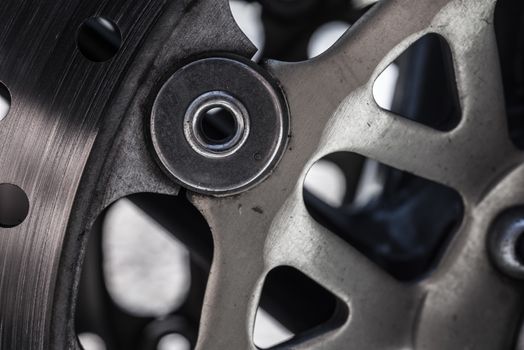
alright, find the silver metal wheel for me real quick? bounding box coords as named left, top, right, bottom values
left=0, top=0, right=522, bottom=349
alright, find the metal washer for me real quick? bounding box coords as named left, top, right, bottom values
left=183, top=91, right=250, bottom=158
left=150, top=56, right=288, bottom=195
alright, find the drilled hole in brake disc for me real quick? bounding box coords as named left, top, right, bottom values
left=77, top=17, right=122, bottom=62
left=0, top=184, right=29, bottom=229
left=515, top=232, right=524, bottom=266
left=0, top=82, right=11, bottom=122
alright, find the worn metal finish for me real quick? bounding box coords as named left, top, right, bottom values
left=191, top=1, right=524, bottom=349
left=0, top=0, right=172, bottom=349
left=0, top=0, right=255, bottom=349
left=0, top=0, right=523, bottom=349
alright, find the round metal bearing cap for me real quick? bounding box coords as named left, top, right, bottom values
left=150, top=57, right=288, bottom=195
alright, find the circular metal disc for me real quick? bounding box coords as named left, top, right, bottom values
left=150, top=56, right=289, bottom=195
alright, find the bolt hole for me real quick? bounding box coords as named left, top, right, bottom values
left=0, top=82, right=11, bottom=122
left=515, top=232, right=524, bottom=265
left=199, top=106, right=238, bottom=145
left=0, top=184, right=29, bottom=229
left=77, top=17, right=122, bottom=62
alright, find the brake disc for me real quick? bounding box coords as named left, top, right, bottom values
left=0, top=0, right=522, bottom=349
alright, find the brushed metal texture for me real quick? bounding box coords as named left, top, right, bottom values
left=0, top=0, right=168, bottom=348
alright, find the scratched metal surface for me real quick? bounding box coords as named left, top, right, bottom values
left=191, top=1, right=524, bottom=349
left=0, top=0, right=170, bottom=348
left=0, top=0, right=256, bottom=347
left=49, top=1, right=254, bottom=349
left=1, top=0, right=523, bottom=349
